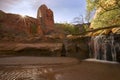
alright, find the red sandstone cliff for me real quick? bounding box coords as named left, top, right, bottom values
left=0, top=10, right=43, bottom=36
left=0, top=4, right=57, bottom=42
left=37, top=4, right=54, bottom=34
left=0, top=4, right=55, bottom=37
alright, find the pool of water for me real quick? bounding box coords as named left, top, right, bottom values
left=0, top=57, right=78, bottom=80
left=0, top=57, right=120, bottom=80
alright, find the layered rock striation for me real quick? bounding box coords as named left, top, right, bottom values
left=37, top=4, right=54, bottom=34
left=0, top=4, right=55, bottom=40
left=0, top=10, right=43, bottom=38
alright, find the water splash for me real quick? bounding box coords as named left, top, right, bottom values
left=89, top=34, right=120, bottom=62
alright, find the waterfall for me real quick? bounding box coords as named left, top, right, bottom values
left=89, top=34, right=120, bottom=62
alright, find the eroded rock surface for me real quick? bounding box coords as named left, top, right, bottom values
left=37, top=4, right=54, bottom=34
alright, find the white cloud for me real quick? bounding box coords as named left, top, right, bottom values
left=0, top=0, right=21, bottom=10
left=0, top=0, right=86, bottom=23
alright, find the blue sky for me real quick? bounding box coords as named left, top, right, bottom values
left=0, top=0, right=87, bottom=23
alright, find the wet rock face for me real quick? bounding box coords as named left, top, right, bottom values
left=89, top=34, right=120, bottom=62
left=62, top=37, right=89, bottom=59
left=37, top=4, right=54, bottom=34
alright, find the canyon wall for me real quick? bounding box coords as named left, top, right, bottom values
left=0, top=4, right=55, bottom=39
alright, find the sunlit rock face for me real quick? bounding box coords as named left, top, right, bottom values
left=37, top=4, right=54, bottom=34
left=0, top=10, right=43, bottom=36
left=0, top=4, right=55, bottom=41
left=90, top=0, right=120, bottom=29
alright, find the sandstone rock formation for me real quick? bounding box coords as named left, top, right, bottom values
left=37, top=4, right=54, bottom=34
left=0, top=43, right=63, bottom=56
left=0, top=10, right=43, bottom=36
left=0, top=4, right=56, bottom=42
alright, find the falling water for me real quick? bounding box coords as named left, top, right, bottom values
left=89, top=34, right=120, bottom=62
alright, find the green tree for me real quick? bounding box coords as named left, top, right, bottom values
left=86, top=0, right=120, bottom=29
left=55, top=23, right=80, bottom=34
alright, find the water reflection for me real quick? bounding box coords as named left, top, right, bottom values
left=55, top=74, right=63, bottom=80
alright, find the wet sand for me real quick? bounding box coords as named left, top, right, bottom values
left=0, top=57, right=79, bottom=65
left=0, top=57, right=120, bottom=80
